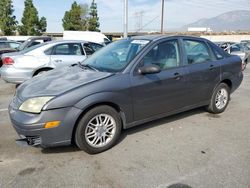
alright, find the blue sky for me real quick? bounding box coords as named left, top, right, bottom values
left=12, top=0, right=250, bottom=33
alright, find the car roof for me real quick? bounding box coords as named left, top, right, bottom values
left=45, top=40, right=100, bottom=45
left=27, top=36, right=52, bottom=40
left=131, top=35, right=209, bottom=42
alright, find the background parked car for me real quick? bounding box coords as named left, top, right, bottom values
left=0, top=40, right=103, bottom=84
left=0, top=39, right=21, bottom=67
left=0, top=36, right=52, bottom=68
left=3, top=36, right=52, bottom=53
left=214, top=41, right=250, bottom=70
left=63, top=31, right=111, bottom=45
left=0, top=39, right=21, bottom=50
left=241, top=40, right=250, bottom=48
left=225, top=43, right=250, bottom=70
left=214, top=41, right=235, bottom=51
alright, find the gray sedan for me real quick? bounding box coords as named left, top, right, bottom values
left=0, top=40, right=103, bottom=84
left=9, top=35, right=243, bottom=154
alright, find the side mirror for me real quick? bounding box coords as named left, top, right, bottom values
left=138, top=64, right=161, bottom=75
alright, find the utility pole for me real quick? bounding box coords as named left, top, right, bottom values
left=124, top=0, right=128, bottom=38
left=161, top=0, right=165, bottom=34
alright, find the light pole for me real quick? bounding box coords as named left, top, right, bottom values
left=124, top=0, right=128, bottom=38
left=161, top=0, right=165, bottom=34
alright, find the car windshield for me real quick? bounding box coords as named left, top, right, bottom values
left=17, top=39, right=31, bottom=51
left=230, top=44, right=245, bottom=52
left=81, top=38, right=150, bottom=73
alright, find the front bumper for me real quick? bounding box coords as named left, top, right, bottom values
left=0, top=66, right=34, bottom=84
left=9, top=106, right=83, bottom=148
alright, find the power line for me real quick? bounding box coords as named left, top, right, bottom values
left=134, top=11, right=144, bottom=31
left=136, top=16, right=159, bottom=32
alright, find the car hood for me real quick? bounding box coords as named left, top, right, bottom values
left=17, top=66, right=114, bottom=101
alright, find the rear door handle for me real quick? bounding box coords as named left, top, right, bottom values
left=209, top=65, right=215, bottom=70
left=173, top=72, right=181, bottom=80
left=54, top=59, right=62, bottom=63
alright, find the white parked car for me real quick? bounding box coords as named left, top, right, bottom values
left=63, top=31, right=111, bottom=45
left=0, top=40, right=103, bottom=84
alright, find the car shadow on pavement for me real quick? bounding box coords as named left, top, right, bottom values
left=41, top=145, right=80, bottom=154
left=40, top=107, right=205, bottom=154
left=117, top=107, right=205, bottom=145
left=167, top=183, right=193, bottom=188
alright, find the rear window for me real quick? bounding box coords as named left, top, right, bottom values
left=184, top=40, right=212, bottom=64
left=209, top=43, right=224, bottom=60
left=210, top=42, right=230, bottom=59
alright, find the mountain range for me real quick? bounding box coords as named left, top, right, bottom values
left=182, top=10, right=250, bottom=32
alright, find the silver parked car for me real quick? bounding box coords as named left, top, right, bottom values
left=226, top=43, right=250, bottom=70
left=0, top=40, right=103, bottom=84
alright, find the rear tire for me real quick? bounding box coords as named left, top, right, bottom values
left=75, top=105, right=122, bottom=154
left=206, top=83, right=230, bottom=114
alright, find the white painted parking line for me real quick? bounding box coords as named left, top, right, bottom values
left=0, top=109, right=8, bottom=112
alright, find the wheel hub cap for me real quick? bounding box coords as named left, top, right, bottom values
left=215, top=88, right=228, bottom=110
left=85, top=114, right=116, bottom=148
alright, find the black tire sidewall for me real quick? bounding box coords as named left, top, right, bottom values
left=75, top=105, right=122, bottom=154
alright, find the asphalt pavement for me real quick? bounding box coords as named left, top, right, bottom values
left=0, top=69, right=249, bottom=188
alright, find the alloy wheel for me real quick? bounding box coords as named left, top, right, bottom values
left=85, top=114, right=116, bottom=148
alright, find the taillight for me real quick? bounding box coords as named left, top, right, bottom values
left=3, top=57, right=14, bottom=65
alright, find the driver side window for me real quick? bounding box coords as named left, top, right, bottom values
left=142, top=40, right=180, bottom=70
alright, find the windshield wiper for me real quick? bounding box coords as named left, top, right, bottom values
left=78, top=62, right=98, bottom=71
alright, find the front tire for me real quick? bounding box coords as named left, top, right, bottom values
left=206, top=83, right=230, bottom=114
left=75, top=105, right=122, bottom=154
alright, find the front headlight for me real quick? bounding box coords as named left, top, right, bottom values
left=19, top=97, right=54, bottom=113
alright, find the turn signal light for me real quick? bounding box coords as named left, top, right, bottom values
left=44, top=121, right=60, bottom=129
left=3, top=57, right=14, bottom=65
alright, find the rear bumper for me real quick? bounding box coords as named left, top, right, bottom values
left=0, top=66, right=33, bottom=84
left=9, top=106, right=83, bottom=148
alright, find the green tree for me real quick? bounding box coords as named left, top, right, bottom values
left=0, top=0, right=18, bottom=35
left=88, top=0, right=100, bottom=31
left=62, top=1, right=88, bottom=31
left=38, top=16, right=47, bottom=33
left=18, top=0, right=47, bottom=35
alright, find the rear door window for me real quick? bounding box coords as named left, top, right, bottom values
left=184, top=40, right=212, bottom=64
